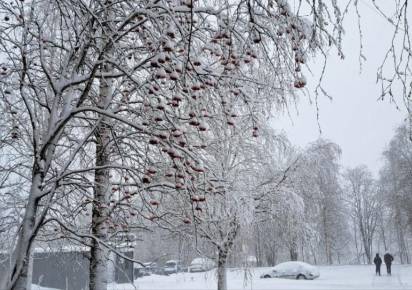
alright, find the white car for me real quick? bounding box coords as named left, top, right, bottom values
left=163, top=260, right=182, bottom=274
left=188, top=257, right=215, bottom=272
left=260, top=261, right=320, bottom=280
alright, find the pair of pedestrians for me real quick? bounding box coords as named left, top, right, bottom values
left=373, top=253, right=394, bottom=276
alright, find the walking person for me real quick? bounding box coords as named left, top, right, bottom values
left=384, top=253, right=394, bottom=275
left=373, top=253, right=382, bottom=276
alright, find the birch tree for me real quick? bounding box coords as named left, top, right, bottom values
left=295, top=139, right=348, bottom=264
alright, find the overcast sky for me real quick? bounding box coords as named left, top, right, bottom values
left=271, top=1, right=407, bottom=176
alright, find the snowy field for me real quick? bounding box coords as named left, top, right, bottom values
left=33, top=264, right=412, bottom=290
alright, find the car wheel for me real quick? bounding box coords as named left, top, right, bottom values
left=296, top=274, right=306, bottom=280
left=263, top=275, right=271, bottom=278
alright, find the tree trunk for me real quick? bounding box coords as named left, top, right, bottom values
left=322, top=207, right=332, bottom=264
left=327, top=248, right=333, bottom=265
left=1, top=172, right=42, bottom=290
left=289, top=245, right=298, bottom=261
left=301, top=242, right=305, bottom=262
left=255, top=228, right=261, bottom=267
left=310, top=243, right=317, bottom=265
left=217, top=250, right=227, bottom=290
left=353, top=219, right=361, bottom=264
left=395, top=209, right=410, bottom=264
left=217, top=220, right=239, bottom=290
left=359, top=221, right=372, bottom=264
left=89, top=62, right=114, bottom=290
left=10, top=203, right=36, bottom=290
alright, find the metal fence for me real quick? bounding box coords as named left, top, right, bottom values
left=0, top=249, right=134, bottom=290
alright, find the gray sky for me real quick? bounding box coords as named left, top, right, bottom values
left=271, top=1, right=407, bottom=176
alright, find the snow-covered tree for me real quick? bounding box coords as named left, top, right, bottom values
left=294, top=139, right=349, bottom=264
left=0, top=0, right=349, bottom=289
left=379, top=125, right=412, bottom=263
left=2, top=0, right=410, bottom=289
left=344, top=166, right=380, bottom=264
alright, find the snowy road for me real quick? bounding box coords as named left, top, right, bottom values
left=33, top=265, right=412, bottom=290
left=117, top=265, right=412, bottom=290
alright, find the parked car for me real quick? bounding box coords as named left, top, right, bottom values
left=163, top=260, right=182, bottom=274
left=150, top=263, right=168, bottom=275
left=260, top=261, right=320, bottom=280
left=133, top=263, right=144, bottom=278
left=137, top=262, right=158, bottom=276
left=188, top=257, right=215, bottom=272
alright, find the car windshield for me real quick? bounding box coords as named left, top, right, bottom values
left=165, top=262, right=176, bottom=267
left=191, top=258, right=207, bottom=265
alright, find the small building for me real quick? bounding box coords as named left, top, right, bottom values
left=0, top=245, right=135, bottom=290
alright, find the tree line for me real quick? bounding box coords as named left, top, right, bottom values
left=137, top=130, right=412, bottom=271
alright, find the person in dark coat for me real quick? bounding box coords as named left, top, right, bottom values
left=384, top=253, right=394, bottom=275
left=373, top=253, right=382, bottom=276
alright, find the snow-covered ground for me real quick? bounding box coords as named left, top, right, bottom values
left=33, top=264, right=412, bottom=290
